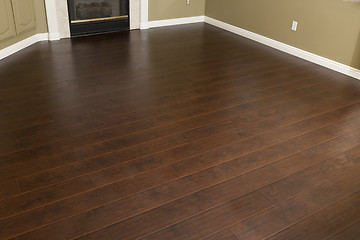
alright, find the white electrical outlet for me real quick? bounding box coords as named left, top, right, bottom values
left=292, top=21, right=298, bottom=31
left=187, top=0, right=190, bottom=5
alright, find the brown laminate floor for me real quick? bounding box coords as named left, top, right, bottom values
left=1, top=23, right=360, bottom=240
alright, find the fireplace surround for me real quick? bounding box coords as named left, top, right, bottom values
left=44, top=0, right=146, bottom=39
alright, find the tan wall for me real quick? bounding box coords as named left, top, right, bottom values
left=205, top=0, right=360, bottom=69
left=149, top=0, right=206, bottom=21
left=0, top=0, right=48, bottom=50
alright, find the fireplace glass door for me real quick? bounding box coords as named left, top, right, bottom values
left=68, top=0, right=129, bottom=36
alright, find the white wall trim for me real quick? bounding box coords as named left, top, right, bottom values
left=4, top=13, right=359, bottom=81
left=148, top=16, right=205, bottom=28
left=48, top=32, right=61, bottom=41
left=44, top=0, right=60, bottom=41
left=205, top=16, right=360, bottom=80
left=140, top=0, right=149, bottom=29
left=0, top=33, right=49, bottom=60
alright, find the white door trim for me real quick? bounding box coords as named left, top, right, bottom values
left=140, top=0, right=149, bottom=29
left=44, top=0, right=60, bottom=40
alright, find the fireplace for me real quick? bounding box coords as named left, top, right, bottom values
left=67, top=0, right=129, bottom=36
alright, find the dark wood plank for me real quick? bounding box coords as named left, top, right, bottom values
left=74, top=229, right=113, bottom=240
left=0, top=167, right=177, bottom=239
left=327, top=220, right=360, bottom=240
left=0, top=62, right=309, bottom=129
left=0, top=180, right=19, bottom=199
left=262, top=140, right=360, bottom=240
left=0, top=74, right=333, bottom=174
left=203, top=230, right=238, bottom=240
left=8, top=83, right=360, bottom=195
left=267, top=191, right=360, bottom=240
left=229, top=181, right=341, bottom=240
left=229, top=141, right=360, bottom=239
left=0, top=139, right=19, bottom=157
left=0, top=113, right=345, bottom=222
left=138, top=191, right=271, bottom=240
left=258, top=142, right=360, bottom=204
left=3, top=122, right=345, bottom=238
left=0, top=176, right=95, bottom=218
left=0, top=81, right=343, bottom=193
left=0, top=23, right=360, bottom=240
left=12, top=166, right=280, bottom=240
left=1, top=98, right=353, bottom=218
left=101, top=121, right=360, bottom=239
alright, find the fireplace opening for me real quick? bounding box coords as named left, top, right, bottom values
left=67, top=0, right=129, bottom=37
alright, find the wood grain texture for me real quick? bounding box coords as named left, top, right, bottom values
left=204, top=230, right=238, bottom=240
left=1, top=23, right=360, bottom=239
left=327, top=220, right=360, bottom=240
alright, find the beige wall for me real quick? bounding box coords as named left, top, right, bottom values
left=149, top=0, right=206, bottom=21
left=205, top=0, right=360, bottom=69
left=0, top=0, right=48, bottom=50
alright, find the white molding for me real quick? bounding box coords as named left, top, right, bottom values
left=130, top=0, right=140, bottom=30
left=0, top=33, right=49, bottom=60
left=44, top=0, right=60, bottom=41
left=55, top=1, right=71, bottom=38
left=48, top=32, right=61, bottom=41
left=148, top=16, right=205, bottom=28
left=140, top=0, right=149, bottom=29
left=205, top=16, right=360, bottom=80
left=140, top=22, right=149, bottom=30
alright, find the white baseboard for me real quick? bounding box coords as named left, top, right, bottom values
left=205, top=16, right=360, bottom=80
left=148, top=16, right=205, bottom=28
left=3, top=17, right=360, bottom=81
left=0, top=33, right=49, bottom=61
left=48, top=32, right=61, bottom=41
left=140, top=22, right=149, bottom=30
